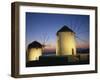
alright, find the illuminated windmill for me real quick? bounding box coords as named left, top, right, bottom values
left=56, top=25, right=76, bottom=56
left=27, top=41, right=42, bottom=61
left=27, top=33, right=49, bottom=62
left=56, top=14, right=90, bottom=56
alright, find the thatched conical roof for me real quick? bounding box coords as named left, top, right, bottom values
left=28, top=41, right=42, bottom=49
left=57, top=25, right=74, bottom=35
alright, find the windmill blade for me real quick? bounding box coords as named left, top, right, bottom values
left=43, top=36, right=49, bottom=47
left=69, top=19, right=73, bottom=30
left=74, top=19, right=83, bottom=33
left=44, top=36, right=49, bottom=44
left=77, top=30, right=89, bottom=35
left=76, top=36, right=89, bottom=50
left=41, top=32, right=49, bottom=47
left=75, top=36, right=88, bottom=43
left=76, top=38, right=82, bottom=48
left=71, top=16, right=80, bottom=32
left=43, top=44, right=52, bottom=47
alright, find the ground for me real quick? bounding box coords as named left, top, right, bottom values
left=26, top=53, right=89, bottom=67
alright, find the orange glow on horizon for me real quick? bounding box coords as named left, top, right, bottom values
left=43, top=42, right=89, bottom=53
left=76, top=43, right=89, bottom=49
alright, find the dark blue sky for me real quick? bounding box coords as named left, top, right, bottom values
left=26, top=12, right=89, bottom=51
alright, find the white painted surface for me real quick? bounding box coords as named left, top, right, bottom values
left=28, top=48, right=42, bottom=61
left=56, top=32, right=76, bottom=55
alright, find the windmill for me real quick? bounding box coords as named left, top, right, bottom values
left=56, top=25, right=76, bottom=56
left=56, top=16, right=89, bottom=62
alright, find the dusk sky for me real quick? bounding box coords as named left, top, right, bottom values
left=26, top=12, right=89, bottom=52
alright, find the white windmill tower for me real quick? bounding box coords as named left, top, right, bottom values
left=56, top=25, right=76, bottom=56
left=27, top=41, right=43, bottom=61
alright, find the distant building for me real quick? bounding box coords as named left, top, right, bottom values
left=27, top=41, right=42, bottom=61
left=56, top=25, right=76, bottom=56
